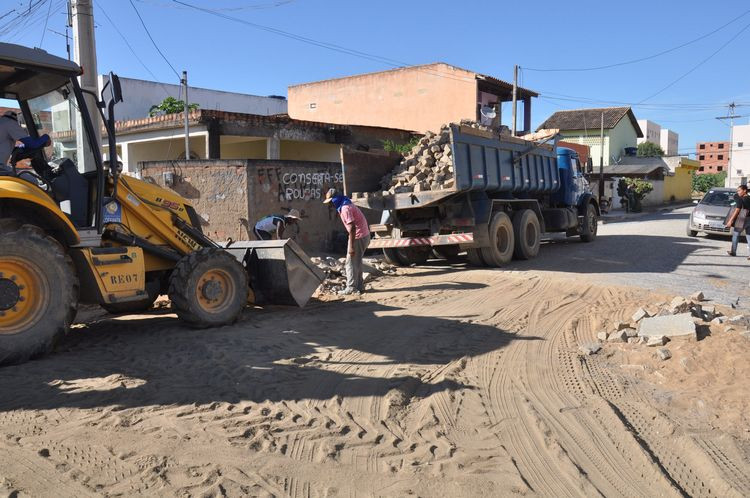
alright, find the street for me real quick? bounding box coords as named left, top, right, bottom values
left=1, top=212, right=749, bottom=497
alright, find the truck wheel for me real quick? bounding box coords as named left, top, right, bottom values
left=383, top=248, right=405, bottom=267
left=512, top=210, right=541, bottom=260
left=168, top=248, right=249, bottom=328
left=396, top=247, right=429, bottom=266
left=0, top=224, right=78, bottom=365
left=481, top=212, right=515, bottom=267
left=579, top=203, right=598, bottom=242
left=466, top=248, right=486, bottom=267
left=432, top=245, right=461, bottom=261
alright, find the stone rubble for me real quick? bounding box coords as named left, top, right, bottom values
left=631, top=307, right=650, bottom=323
left=311, top=256, right=397, bottom=294
left=656, top=348, right=672, bottom=361
left=579, top=342, right=602, bottom=355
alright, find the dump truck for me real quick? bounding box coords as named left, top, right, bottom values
left=0, top=43, right=323, bottom=365
left=350, top=124, right=599, bottom=266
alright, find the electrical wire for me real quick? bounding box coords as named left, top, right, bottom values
left=128, top=0, right=181, bottom=80
left=523, top=8, right=750, bottom=72
left=38, top=0, right=53, bottom=47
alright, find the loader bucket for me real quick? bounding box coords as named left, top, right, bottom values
left=221, top=239, right=325, bottom=307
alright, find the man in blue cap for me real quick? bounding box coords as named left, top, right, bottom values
left=324, top=188, right=370, bottom=295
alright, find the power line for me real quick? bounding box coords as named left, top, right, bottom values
left=637, top=20, right=750, bottom=104
left=98, top=2, right=174, bottom=96
left=38, top=0, right=54, bottom=47
left=523, top=8, right=750, bottom=72
left=128, top=0, right=181, bottom=80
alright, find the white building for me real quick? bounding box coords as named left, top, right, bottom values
left=660, top=128, right=678, bottom=156
left=636, top=119, right=679, bottom=156
left=97, top=75, right=287, bottom=121
left=727, top=123, right=750, bottom=187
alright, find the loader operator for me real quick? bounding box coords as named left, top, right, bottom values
left=0, top=110, right=27, bottom=174
left=253, top=209, right=301, bottom=240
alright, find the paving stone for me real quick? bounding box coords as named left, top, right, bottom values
left=638, top=313, right=697, bottom=341
left=669, top=296, right=690, bottom=314
left=627, top=337, right=639, bottom=344
left=631, top=307, right=649, bottom=323
left=607, top=330, right=628, bottom=343
left=579, top=343, right=601, bottom=355
left=596, top=331, right=608, bottom=342
left=690, top=291, right=705, bottom=302
left=624, top=328, right=638, bottom=338
left=614, top=321, right=631, bottom=331
left=646, top=336, right=668, bottom=347
left=656, top=348, right=672, bottom=361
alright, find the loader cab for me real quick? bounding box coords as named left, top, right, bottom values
left=0, top=42, right=108, bottom=233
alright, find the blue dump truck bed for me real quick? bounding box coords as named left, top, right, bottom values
left=352, top=125, right=560, bottom=212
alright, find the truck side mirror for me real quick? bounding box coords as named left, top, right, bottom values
left=586, top=158, right=593, bottom=174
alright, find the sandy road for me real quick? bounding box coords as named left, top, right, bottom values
left=0, top=266, right=748, bottom=497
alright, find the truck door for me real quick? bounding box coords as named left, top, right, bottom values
left=570, top=156, right=588, bottom=206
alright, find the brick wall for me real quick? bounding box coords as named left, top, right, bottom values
left=140, top=159, right=347, bottom=252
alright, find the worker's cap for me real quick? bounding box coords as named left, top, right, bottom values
left=322, top=188, right=337, bottom=204
left=3, top=110, right=18, bottom=120
left=286, top=208, right=301, bottom=219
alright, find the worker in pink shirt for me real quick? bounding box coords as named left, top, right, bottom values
left=324, top=188, right=371, bottom=295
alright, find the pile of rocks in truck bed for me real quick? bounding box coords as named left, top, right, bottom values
left=311, top=256, right=397, bottom=294
left=579, top=291, right=750, bottom=360
left=362, top=120, right=499, bottom=196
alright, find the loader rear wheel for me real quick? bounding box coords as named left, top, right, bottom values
left=168, top=248, right=248, bottom=328
left=0, top=224, right=78, bottom=365
left=512, top=209, right=541, bottom=260
left=481, top=212, right=515, bottom=267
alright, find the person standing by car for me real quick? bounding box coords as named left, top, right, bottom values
left=725, top=184, right=750, bottom=257
left=253, top=209, right=301, bottom=240
left=323, top=188, right=370, bottom=295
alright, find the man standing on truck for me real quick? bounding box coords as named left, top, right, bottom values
left=253, top=209, right=301, bottom=240
left=324, top=188, right=370, bottom=295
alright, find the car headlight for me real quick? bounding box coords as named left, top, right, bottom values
left=692, top=211, right=706, bottom=222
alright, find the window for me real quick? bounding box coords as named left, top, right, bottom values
left=718, top=155, right=724, bottom=160
left=308, top=103, right=317, bottom=109
left=739, top=142, right=744, bottom=148
left=699, top=144, right=705, bottom=149
left=719, top=143, right=725, bottom=149
left=699, top=166, right=705, bottom=171
left=710, top=154, right=714, bottom=158
left=699, top=155, right=705, bottom=160
left=718, top=166, right=723, bottom=172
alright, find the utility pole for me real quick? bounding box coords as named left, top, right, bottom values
left=71, top=0, right=101, bottom=173
left=599, top=113, right=604, bottom=201
left=716, top=103, right=747, bottom=187
left=511, top=65, right=518, bottom=136
left=182, top=70, right=189, bottom=160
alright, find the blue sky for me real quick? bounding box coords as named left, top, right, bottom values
left=4, top=0, right=749, bottom=155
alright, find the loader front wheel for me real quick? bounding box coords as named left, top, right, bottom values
left=0, top=224, right=78, bottom=365
left=168, top=248, right=248, bottom=328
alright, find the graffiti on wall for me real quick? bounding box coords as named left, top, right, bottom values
left=256, top=167, right=343, bottom=202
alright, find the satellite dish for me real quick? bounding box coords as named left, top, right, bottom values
left=480, top=105, right=497, bottom=119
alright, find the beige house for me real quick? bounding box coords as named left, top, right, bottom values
left=538, top=107, right=643, bottom=166
left=288, top=63, right=538, bottom=134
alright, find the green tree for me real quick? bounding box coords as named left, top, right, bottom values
left=692, top=171, right=726, bottom=193
left=381, top=137, right=420, bottom=155
left=148, top=96, right=199, bottom=117
left=637, top=141, right=665, bottom=157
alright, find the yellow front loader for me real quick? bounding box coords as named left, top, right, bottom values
left=0, top=43, right=322, bottom=365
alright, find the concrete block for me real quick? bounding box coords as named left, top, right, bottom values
left=615, top=321, right=631, bottom=331
left=631, top=307, right=649, bottom=323
left=608, top=330, right=628, bottom=343
left=579, top=343, right=601, bottom=355
left=627, top=337, right=639, bottom=344
left=656, top=348, right=672, bottom=361
left=690, top=291, right=705, bottom=302
left=624, top=328, right=638, bottom=338
left=638, top=313, right=697, bottom=341
left=596, top=331, right=608, bottom=342
left=646, top=336, right=668, bottom=347
left=669, top=296, right=690, bottom=314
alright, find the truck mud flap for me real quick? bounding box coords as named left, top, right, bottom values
left=221, top=239, right=324, bottom=307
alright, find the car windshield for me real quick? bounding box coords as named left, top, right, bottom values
left=700, top=190, right=734, bottom=206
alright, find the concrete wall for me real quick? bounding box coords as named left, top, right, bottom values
left=727, top=124, right=750, bottom=187
left=608, top=118, right=638, bottom=164
left=663, top=168, right=692, bottom=202
left=660, top=129, right=678, bottom=156
left=140, top=159, right=347, bottom=252
left=219, top=136, right=267, bottom=159
left=288, top=63, right=478, bottom=133
left=280, top=140, right=341, bottom=162
left=99, top=75, right=287, bottom=121
left=641, top=179, right=665, bottom=207
left=559, top=131, right=611, bottom=166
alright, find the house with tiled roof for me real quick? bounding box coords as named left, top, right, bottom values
left=537, top=107, right=643, bottom=166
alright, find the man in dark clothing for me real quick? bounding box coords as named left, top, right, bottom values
left=0, top=110, right=26, bottom=174
left=725, top=184, right=750, bottom=257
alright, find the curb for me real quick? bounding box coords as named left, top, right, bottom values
left=601, top=203, right=693, bottom=224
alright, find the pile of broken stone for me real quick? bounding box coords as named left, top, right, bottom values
left=579, top=291, right=749, bottom=360
left=311, top=256, right=397, bottom=294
